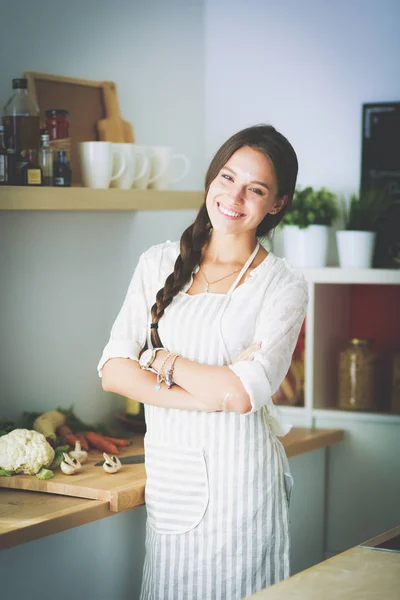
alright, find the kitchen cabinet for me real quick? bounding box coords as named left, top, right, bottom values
left=282, top=267, right=400, bottom=556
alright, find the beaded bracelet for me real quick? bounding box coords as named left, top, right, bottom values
left=155, top=351, right=173, bottom=390
left=165, top=353, right=180, bottom=389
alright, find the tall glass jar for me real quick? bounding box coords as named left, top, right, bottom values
left=338, top=339, right=377, bottom=410
left=44, top=109, right=71, bottom=163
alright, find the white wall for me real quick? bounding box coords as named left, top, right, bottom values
left=204, top=0, right=400, bottom=260
left=205, top=0, right=400, bottom=192
left=0, top=0, right=206, bottom=190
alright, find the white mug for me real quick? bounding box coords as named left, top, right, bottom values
left=147, top=146, right=190, bottom=190
left=79, top=142, right=126, bottom=189
left=110, top=144, right=149, bottom=190
left=131, top=146, right=154, bottom=190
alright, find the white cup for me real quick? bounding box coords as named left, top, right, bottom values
left=131, top=146, right=154, bottom=190
left=79, top=142, right=126, bottom=189
left=110, top=144, right=149, bottom=190
left=147, top=146, right=190, bottom=190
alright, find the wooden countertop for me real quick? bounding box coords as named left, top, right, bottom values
left=248, top=526, right=400, bottom=600
left=0, top=427, right=343, bottom=551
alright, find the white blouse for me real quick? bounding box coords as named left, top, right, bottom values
left=97, top=240, right=308, bottom=437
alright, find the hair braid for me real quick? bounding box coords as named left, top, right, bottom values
left=150, top=204, right=211, bottom=347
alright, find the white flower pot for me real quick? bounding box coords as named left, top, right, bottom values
left=336, top=230, right=376, bottom=268
left=283, top=225, right=329, bottom=268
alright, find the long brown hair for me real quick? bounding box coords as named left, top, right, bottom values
left=150, top=124, right=298, bottom=347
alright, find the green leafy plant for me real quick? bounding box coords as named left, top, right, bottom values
left=341, top=188, right=395, bottom=232
left=281, top=187, right=338, bottom=229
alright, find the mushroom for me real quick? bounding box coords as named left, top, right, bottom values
left=60, top=452, right=82, bottom=475
left=102, top=453, right=122, bottom=474
left=68, top=440, right=88, bottom=464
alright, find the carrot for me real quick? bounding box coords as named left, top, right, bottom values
left=57, top=424, right=80, bottom=447
left=102, top=436, right=132, bottom=447
left=85, top=432, right=119, bottom=454
left=75, top=433, right=89, bottom=452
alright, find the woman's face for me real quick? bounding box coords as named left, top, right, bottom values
left=206, top=146, right=286, bottom=236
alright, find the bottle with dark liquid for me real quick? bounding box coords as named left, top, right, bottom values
left=21, top=149, right=42, bottom=186
left=53, top=150, right=72, bottom=186
left=2, top=78, right=40, bottom=185
left=0, top=125, right=9, bottom=185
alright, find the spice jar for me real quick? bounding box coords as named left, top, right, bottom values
left=44, top=109, right=71, bottom=162
left=338, top=339, right=377, bottom=410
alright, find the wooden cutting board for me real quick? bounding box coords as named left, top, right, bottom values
left=0, top=440, right=145, bottom=513
left=97, top=117, right=135, bottom=143
left=96, top=80, right=135, bottom=143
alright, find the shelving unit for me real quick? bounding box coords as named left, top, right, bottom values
left=0, top=186, right=204, bottom=211
left=280, top=267, right=400, bottom=426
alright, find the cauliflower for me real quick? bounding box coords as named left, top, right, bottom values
left=0, top=429, right=55, bottom=475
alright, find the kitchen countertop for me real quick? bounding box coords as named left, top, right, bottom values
left=0, top=427, right=343, bottom=550
left=247, top=526, right=400, bottom=600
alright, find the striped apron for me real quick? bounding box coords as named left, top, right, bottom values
left=140, top=246, right=291, bottom=600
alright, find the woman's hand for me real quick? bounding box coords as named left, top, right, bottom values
left=233, top=342, right=262, bottom=363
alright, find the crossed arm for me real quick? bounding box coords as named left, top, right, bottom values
left=101, top=343, right=260, bottom=414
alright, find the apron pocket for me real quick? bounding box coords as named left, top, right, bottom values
left=144, top=438, right=209, bottom=535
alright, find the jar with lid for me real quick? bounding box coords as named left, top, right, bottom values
left=338, top=338, right=377, bottom=410
left=44, top=109, right=71, bottom=163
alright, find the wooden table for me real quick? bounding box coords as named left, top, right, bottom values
left=0, top=427, right=344, bottom=550
left=247, top=526, right=400, bottom=600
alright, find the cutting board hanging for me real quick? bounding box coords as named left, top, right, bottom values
left=97, top=81, right=135, bottom=143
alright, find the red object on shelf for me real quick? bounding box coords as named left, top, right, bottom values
left=349, top=285, right=400, bottom=410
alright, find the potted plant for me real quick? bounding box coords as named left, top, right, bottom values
left=281, top=186, right=338, bottom=268
left=336, top=188, right=394, bottom=268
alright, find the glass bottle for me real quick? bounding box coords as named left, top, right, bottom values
left=39, top=132, right=53, bottom=186
left=21, top=149, right=43, bottom=186
left=2, top=78, right=40, bottom=185
left=0, top=125, right=9, bottom=185
left=338, top=338, right=377, bottom=410
left=53, top=150, right=72, bottom=187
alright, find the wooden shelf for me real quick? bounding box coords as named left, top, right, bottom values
left=303, top=267, right=400, bottom=285
left=0, top=186, right=204, bottom=211
left=312, top=408, right=400, bottom=425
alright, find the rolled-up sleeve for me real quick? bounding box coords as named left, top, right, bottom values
left=97, top=252, right=150, bottom=377
left=229, top=280, right=308, bottom=436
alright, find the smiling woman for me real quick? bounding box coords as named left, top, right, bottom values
left=98, top=124, right=308, bottom=600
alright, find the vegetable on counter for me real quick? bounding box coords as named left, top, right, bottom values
left=102, top=453, right=122, bottom=474
left=56, top=424, right=80, bottom=447
left=60, top=453, right=81, bottom=475
left=0, top=468, right=13, bottom=477
left=36, top=467, right=54, bottom=480
left=102, top=436, right=132, bottom=448
left=0, top=429, right=55, bottom=475
left=33, top=410, right=66, bottom=441
left=85, top=432, right=119, bottom=454
left=68, top=440, right=88, bottom=464
left=75, top=433, right=89, bottom=452
left=49, top=445, right=70, bottom=470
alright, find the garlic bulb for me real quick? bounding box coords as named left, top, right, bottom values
left=102, top=453, right=122, bottom=474
left=60, top=452, right=82, bottom=475
left=68, top=440, right=88, bottom=464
